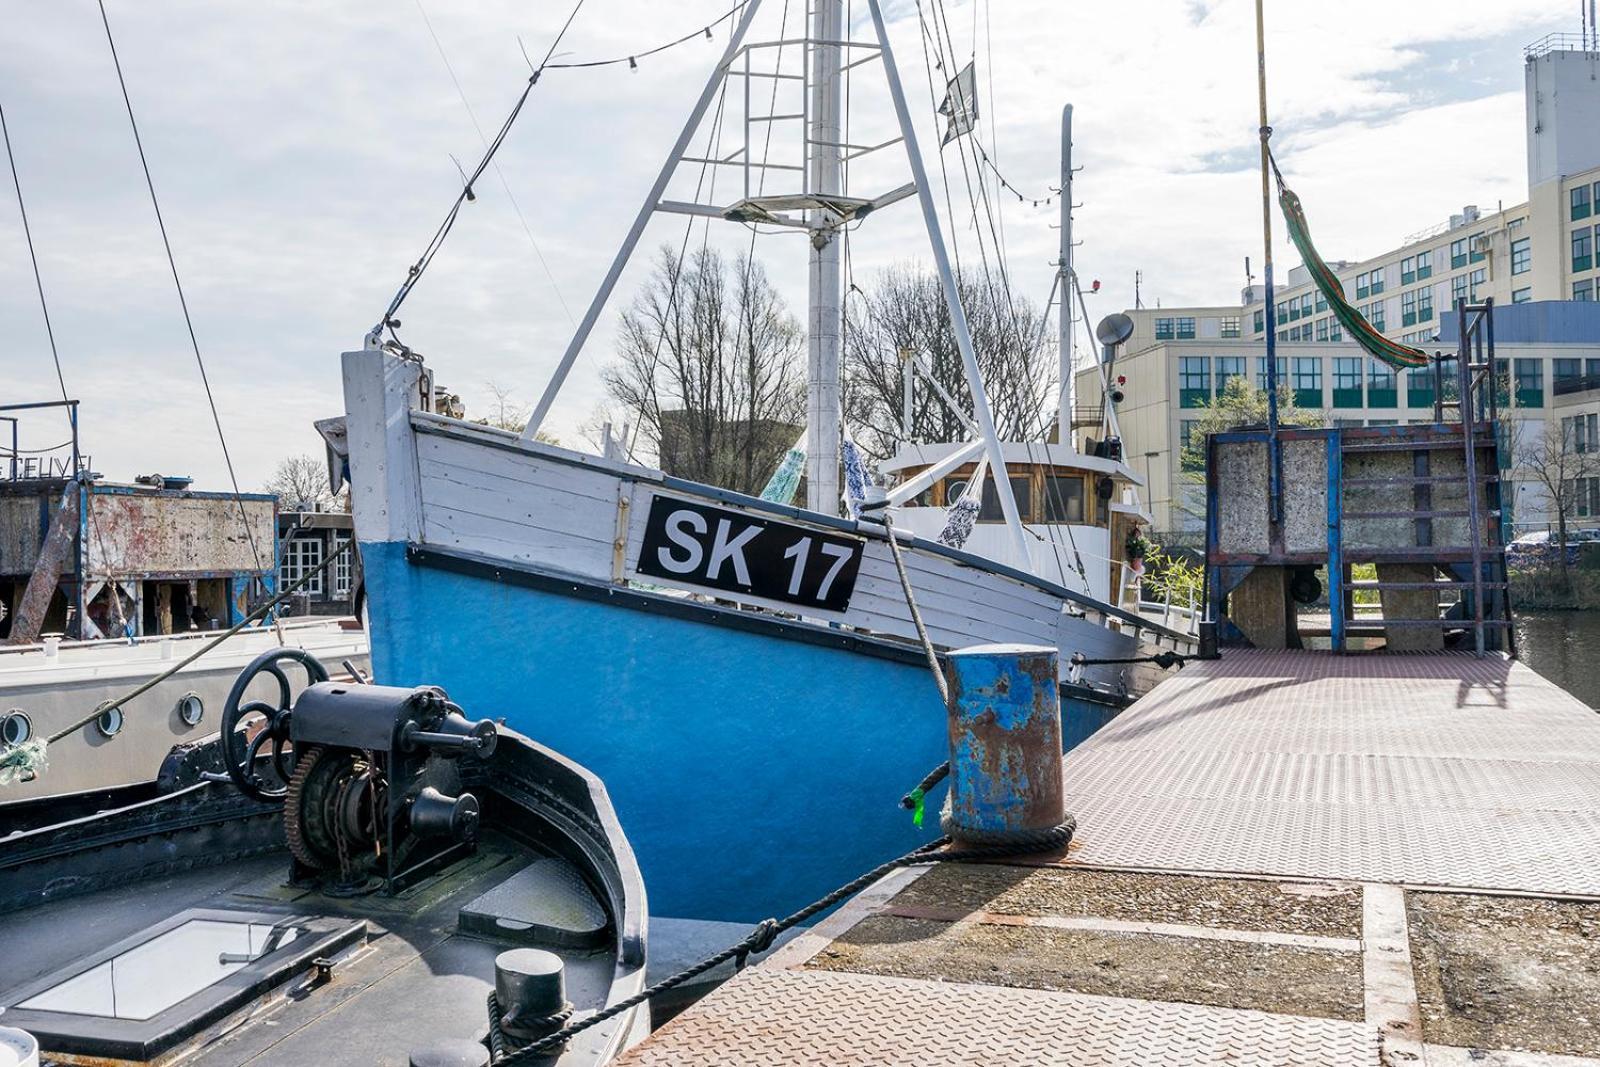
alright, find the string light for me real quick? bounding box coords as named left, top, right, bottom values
left=545, top=0, right=745, bottom=70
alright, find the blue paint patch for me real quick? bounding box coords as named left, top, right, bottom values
left=361, top=541, right=1122, bottom=922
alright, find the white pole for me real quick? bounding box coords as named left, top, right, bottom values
left=1056, top=104, right=1075, bottom=450
left=522, top=0, right=768, bottom=440
left=864, top=0, right=1031, bottom=563
left=900, top=347, right=915, bottom=444
left=805, top=0, right=845, bottom=513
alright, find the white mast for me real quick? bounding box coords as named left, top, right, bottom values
left=1055, top=103, right=1075, bottom=450
left=806, top=0, right=845, bottom=514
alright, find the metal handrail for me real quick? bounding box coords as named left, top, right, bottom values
left=1553, top=373, right=1600, bottom=397
left=1525, top=32, right=1599, bottom=59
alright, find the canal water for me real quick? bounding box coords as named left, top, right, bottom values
left=1514, top=610, right=1600, bottom=709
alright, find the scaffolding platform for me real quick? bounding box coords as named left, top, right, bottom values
left=617, top=650, right=1600, bottom=1065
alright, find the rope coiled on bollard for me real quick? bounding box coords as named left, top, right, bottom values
left=488, top=822, right=1076, bottom=1063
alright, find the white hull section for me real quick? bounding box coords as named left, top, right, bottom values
left=0, top=619, right=369, bottom=801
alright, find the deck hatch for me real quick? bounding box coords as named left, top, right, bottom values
left=1, top=907, right=365, bottom=1061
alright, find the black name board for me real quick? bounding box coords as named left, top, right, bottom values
left=635, top=495, right=864, bottom=613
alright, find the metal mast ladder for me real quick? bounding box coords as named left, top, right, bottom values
left=1332, top=299, right=1515, bottom=657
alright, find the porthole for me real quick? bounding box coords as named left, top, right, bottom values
left=176, top=692, right=204, bottom=727
left=1, top=710, right=32, bottom=747
left=95, top=702, right=124, bottom=739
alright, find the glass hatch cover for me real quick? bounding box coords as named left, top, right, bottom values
left=18, top=918, right=304, bottom=1021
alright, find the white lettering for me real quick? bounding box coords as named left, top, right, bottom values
left=706, top=519, right=761, bottom=585
left=656, top=509, right=706, bottom=573
left=782, top=537, right=812, bottom=596
left=816, top=542, right=855, bottom=600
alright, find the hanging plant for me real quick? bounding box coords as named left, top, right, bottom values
left=1125, top=529, right=1156, bottom=570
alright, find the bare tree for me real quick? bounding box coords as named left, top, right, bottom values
left=1516, top=415, right=1599, bottom=587
left=471, top=380, right=558, bottom=444
left=265, top=455, right=341, bottom=511
left=603, top=245, right=806, bottom=494
left=842, top=264, right=1053, bottom=459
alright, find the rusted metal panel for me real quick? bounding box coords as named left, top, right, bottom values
left=82, top=491, right=275, bottom=577
left=0, top=495, right=46, bottom=575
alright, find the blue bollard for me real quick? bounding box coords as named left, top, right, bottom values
left=942, top=643, right=1066, bottom=844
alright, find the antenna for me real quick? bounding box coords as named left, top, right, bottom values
left=1134, top=269, right=1144, bottom=310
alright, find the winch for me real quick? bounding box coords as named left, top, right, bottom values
left=216, top=648, right=498, bottom=894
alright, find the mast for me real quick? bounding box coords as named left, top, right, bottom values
left=805, top=0, right=845, bottom=514
left=1255, top=0, right=1282, bottom=525
left=1055, top=104, right=1074, bottom=450
left=866, top=0, right=1031, bottom=563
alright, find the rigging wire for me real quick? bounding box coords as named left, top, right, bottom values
left=1, top=101, right=70, bottom=408
left=94, top=0, right=274, bottom=603
left=543, top=1, right=747, bottom=69
left=375, top=0, right=588, bottom=338
left=412, top=0, right=576, bottom=327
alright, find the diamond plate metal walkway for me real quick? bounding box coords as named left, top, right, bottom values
left=617, top=651, right=1600, bottom=1065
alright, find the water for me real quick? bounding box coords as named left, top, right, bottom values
left=1513, top=609, right=1600, bottom=710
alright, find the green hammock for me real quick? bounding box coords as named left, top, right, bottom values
left=1277, top=179, right=1429, bottom=370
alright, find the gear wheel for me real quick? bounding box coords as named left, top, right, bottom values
left=284, top=745, right=329, bottom=870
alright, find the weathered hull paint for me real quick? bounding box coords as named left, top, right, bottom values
left=360, top=539, right=1122, bottom=922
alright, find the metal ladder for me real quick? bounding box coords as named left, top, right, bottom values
left=1332, top=299, right=1515, bottom=657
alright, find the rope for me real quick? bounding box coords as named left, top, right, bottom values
left=544, top=1, right=747, bottom=69
left=375, top=0, right=588, bottom=337
left=1069, top=650, right=1189, bottom=670
left=40, top=538, right=356, bottom=746
left=95, top=0, right=274, bottom=596
left=0, top=100, right=70, bottom=408
left=492, top=823, right=1075, bottom=1063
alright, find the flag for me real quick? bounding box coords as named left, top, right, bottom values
left=938, top=62, right=979, bottom=146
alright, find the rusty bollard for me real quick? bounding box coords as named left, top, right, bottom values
left=942, top=643, right=1066, bottom=845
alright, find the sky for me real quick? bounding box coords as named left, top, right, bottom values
left=0, top=0, right=1577, bottom=490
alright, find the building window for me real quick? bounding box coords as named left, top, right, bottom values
left=1469, top=232, right=1486, bottom=264
left=1450, top=237, right=1468, bottom=269
left=1332, top=356, right=1362, bottom=408
left=1329, top=321, right=1343, bottom=342
left=1511, top=236, right=1531, bottom=275
left=281, top=537, right=324, bottom=598
left=1451, top=273, right=1468, bottom=308
left=1512, top=287, right=1532, bottom=303
left=1514, top=358, right=1544, bottom=408
left=1469, top=268, right=1486, bottom=301
left=1365, top=300, right=1386, bottom=332
left=1178, top=356, right=1211, bottom=407
left=1314, top=290, right=1328, bottom=313
left=1175, top=316, right=1196, bottom=339
left=1369, top=267, right=1386, bottom=294
left=1355, top=272, right=1370, bottom=299
left=1257, top=356, right=1287, bottom=390
left=1555, top=358, right=1582, bottom=386
left=1577, top=279, right=1596, bottom=301
left=1216, top=355, right=1246, bottom=392
left=1277, top=300, right=1289, bottom=321
left=332, top=532, right=353, bottom=597
left=1278, top=329, right=1289, bottom=341
left=1042, top=475, right=1086, bottom=522
left=1315, top=318, right=1329, bottom=342
left=1369, top=359, right=1397, bottom=407
left=1415, top=250, right=1432, bottom=280
left=1405, top=366, right=1434, bottom=409
left=1575, top=184, right=1593, bottom=221
left=1298, top=293, right=1313, bottom=319
left=1292, top=356, right=1323, bottom=407
left=1179, top=422, right=1204, bottom=473
left=1400, top=256, right=1416, bottom=285
left=1154, top=317, right=1174, bottom=340
left=1417, top=286, right=1433, bottom=322
left=1220, top=316, right=1241, bottom=338
left=1253, top=309, right=1264, bottom=333
left=1574, top=226, right=1594, bottom=273
left=1401, top=290, right=1417, bottom=327
left=1562, top=414, right=1600, bottom=454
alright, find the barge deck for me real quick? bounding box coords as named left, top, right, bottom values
left=617, top=649, right=1600, bottom=1065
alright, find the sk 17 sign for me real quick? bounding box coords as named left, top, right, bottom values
left=635, top=495, right=864, bottom=613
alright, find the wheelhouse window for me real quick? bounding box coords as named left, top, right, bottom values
left=1042, top=475, right=1085, bottom=522
left=978, top=477, right=1032, bottom=522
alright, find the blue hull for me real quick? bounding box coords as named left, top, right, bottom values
left=363, top=540, right=1125, bottom=921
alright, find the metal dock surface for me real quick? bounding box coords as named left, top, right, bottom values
left=618, top=650, right=1600, bottom=1065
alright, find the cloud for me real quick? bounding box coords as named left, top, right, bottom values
left=0, top=0, right=1569, bottom=488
